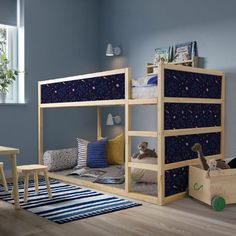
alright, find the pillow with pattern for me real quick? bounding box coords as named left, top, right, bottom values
left=76, top=138, right=90, bottom=169
left=87, top=139, right=108, bottom=168
left=43, top=148, right=77, bottom=171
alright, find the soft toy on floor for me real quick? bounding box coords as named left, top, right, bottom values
left=206, top=159, right=221, bottom=178
left=132, top=142, right=157, bottom=160
left=191, top=143, right=230, bottom=170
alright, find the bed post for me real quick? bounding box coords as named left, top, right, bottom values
left=125, top=68, right=132, bottom=193
left=221, top=73, right=225, bottom=160
left=157, top=63, right=165, bottom=205
left=97, top=107, right=102, bottom=140
left=38, top=82, right=43, bottom=165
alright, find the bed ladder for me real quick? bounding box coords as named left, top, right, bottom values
left=125, top=65, right=164, bottom=205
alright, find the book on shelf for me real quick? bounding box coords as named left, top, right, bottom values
left=173, top=41, right=197, bottom=63
left=153, top=46, right=172, bottom=73
left=68, top=167, right=106, bottom=178
left=154, top=46, right=172, bottom=64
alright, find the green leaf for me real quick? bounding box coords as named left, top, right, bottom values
left=0, top=53, right=7, bottom=61
left=6, top=70, right=14, bottom=78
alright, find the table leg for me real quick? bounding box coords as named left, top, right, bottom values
left=10, top=154, right=20, bottom=209
left=34, top=171, right=39, bottom=193
left=0, top=166, right=8, bottom=192
left=24, top=173, right=29, bottom=203
left=44, top=170, right=52, bottom=198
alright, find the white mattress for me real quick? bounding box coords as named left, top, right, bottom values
left=131, top=86, right=158, bottom=99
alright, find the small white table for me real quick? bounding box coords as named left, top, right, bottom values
left=0, top=146, right=20, bottom=209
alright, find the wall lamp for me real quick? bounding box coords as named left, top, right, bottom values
left=106, top=113, right=121, bottom=125
left=106, top=43, right=121, bottom=56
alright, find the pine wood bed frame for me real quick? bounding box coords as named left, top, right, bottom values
left=38, top=63, right=225, bottom=205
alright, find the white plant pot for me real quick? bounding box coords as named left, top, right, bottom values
left=0, top=92, right=7, bottom=103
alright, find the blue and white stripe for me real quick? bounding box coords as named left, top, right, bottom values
left=76, top=138, right=89, bottom=168
left=0, top=179, right=141, bottom=224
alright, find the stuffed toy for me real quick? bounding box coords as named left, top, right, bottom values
left=191, top=143, right=230, bottom=170
left=205, top=159, right=221, bottom=178
left=132, top=142, right=157, bottom=160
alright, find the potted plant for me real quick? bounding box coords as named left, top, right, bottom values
left=0, top=53, right=18, bottom=103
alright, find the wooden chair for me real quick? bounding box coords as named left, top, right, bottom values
left=0, top=162, right=8, bottom=192
left=16, top=164, right=52, bottom=203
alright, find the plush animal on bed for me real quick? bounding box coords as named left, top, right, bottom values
left=132, top=142, right=157, bottom=160
left=191, top=143, right=230, bottom=170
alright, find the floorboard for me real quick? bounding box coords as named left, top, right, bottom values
left=0, top=195, right=235, bottom=236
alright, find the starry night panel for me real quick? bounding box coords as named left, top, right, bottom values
left=41, top=73, right=125, bottom=104
left=165, top=132, right=221, bottom=164
left=164, top=69, right=222, bottom=98
left=164, top=103, right=221, bottom=130
left=165, top=166, right=189, bottom=197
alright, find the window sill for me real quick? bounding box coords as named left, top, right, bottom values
left=0, top=102, right=27, bottom=106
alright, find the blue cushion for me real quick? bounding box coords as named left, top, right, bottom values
left=147, top=75, right=158, bottom=85
left=87, top=139, right=108, bottom=168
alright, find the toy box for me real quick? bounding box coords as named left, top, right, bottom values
left=189, top=165, right=236, bottom=210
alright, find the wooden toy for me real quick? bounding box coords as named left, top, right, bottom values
left=189, top=165, right=236, bottom=211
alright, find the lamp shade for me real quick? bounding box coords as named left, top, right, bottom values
left=106, top=43, right=114, bottom=56
left=106, top=113, right=114, bottom=125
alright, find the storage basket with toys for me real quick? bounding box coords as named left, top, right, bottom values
left=189, top=143, right=236, bottom=211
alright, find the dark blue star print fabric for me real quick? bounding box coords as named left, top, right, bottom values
left=165, top=132, right=221, bottom=164
left=41, top=73, right=125, bottom=103
left=163, top=69, right=222, bottom=196
left=165, top=166, right=189, bottom=197
left=164, top=69, right=222, bottom=98
left=164, top=103, right=221, bottom=130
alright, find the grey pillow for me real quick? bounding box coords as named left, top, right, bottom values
left=43, top=148, right=77, bottom=171
left=131, top=157, right=157, bottom=183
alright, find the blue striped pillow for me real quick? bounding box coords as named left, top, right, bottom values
left=87, top=139, right=108, bottom=168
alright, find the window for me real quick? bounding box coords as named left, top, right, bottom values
left=0, top=24, right=18, bottom=103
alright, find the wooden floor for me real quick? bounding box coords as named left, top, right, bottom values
left=0, top=194, right=236, bottom=236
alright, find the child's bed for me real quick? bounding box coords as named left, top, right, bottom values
left=38, top=65, right=225, bottom=205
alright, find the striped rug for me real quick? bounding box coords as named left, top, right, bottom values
left=0, top=179, right=141, bottom=224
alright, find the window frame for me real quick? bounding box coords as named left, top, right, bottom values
left=0, top=24, right=18, bottom=103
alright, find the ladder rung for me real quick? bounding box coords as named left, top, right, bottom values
left=128, top=98, right=157, bottom=105
left=128, top=131, right=158, bottom=137
left=128, top=162, right=158, bottom=171
left=164, top=127, right=222, bottom=137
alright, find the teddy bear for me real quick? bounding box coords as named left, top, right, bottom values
left=132, top=142, right=157, bottom=160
